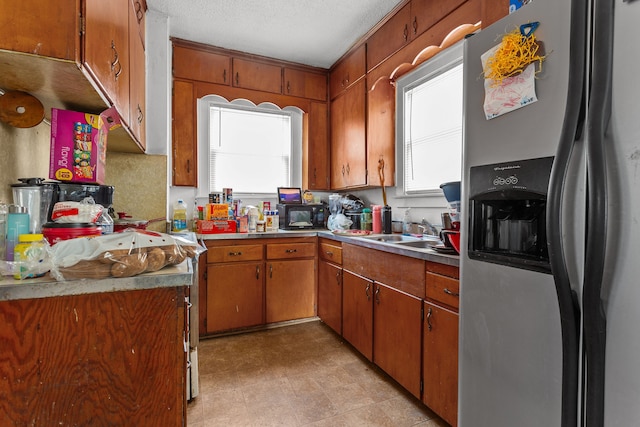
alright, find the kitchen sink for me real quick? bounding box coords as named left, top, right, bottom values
left=361, top=234, right=421, bottom=242
left=394, top=237, right=442, bottom=249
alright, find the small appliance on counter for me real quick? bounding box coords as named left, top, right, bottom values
left=439, top=181, right=461, bottom=253
left=276, top=187, right=325, bottom=229
left=11, top=178, right=56, bottom=234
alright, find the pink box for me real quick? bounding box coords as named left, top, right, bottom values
left=49, top=107, right=120, bottom=184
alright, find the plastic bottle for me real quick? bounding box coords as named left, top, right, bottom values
left=402, top=208, right=412, bottom=235
left=372, top=205, right=382, bottom=234
left=14, top=233, right=47, bottom=279
left=172, top=199, right=188, bottom=232
left=191, top=201, right=199, bottom=232
left=98, top=206, right=114, bottom=234
left=6, top=206, right=29, bottom=261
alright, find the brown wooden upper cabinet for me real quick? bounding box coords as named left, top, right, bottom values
left=284, top=68, right=327, bottom=101
left=366, top=0, right=468, bottom=71
left=329, top=45, right=366, bottom=100
left=232, top=58, right=282, bottom=94
left=173, top=45, right=231, bottom=85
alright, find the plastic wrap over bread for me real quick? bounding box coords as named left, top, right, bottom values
left=49, top=229, right=204, bottom=280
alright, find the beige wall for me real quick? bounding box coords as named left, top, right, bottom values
left=0, top=121, right=167, bottom=232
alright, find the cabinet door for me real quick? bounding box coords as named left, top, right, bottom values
left=423, top=301, right=459, bottom=427
left=367, top=78, right=396, bottom=187
left=342, top=270, right=373, bottom=361
left=232, top=58, right=282, bottom=94
left=0, top=1, right=79, bottom=60
left=173, top=45, right=230, bottom=84
left=84, top=0, right=130, bottom=123
left=206, top=262, right=264, bottom=333
left=318, top=260, right=342, bottom=335
left=172, top=80, right=197, bottom=186
left=265, top=259, right=316, bottom=323
left=306, top=102, right=330, bottom=190
left=410, top=0, right=468, bottom=40
left=128, top=0, right=146, bottom=148
left=373, top=283, right=422, bottom=398
left=329, top=44, right=365, bottom=99
left=284, top=68, right=327, bottom=101
left=366, top=3, right=411, bottom=71
left=330, top=79, right=366, bottom=189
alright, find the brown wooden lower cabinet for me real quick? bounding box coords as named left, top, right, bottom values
left=342, top=270, right=374, bottom=360
left=0, top=286, right=187, bottom=426
left=317, top=259, right=342, bottom=334
left=373, top=282, right=423, bottom=398
left=266, top=258, right=316, bottom=323
left=423, top=300, right=459, bottom=427
left=206, top=261, right=264, bottom=332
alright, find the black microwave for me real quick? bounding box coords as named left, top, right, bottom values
left=277, top=203, right=325, bottom=229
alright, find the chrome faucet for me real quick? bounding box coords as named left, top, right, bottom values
left=418, top=218, right=438, bottom=236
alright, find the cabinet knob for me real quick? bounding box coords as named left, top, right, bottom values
left=228, top=251, right=242, bottom=256
left=285, top=248, right=297, bottom=253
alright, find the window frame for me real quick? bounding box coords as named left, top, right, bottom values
left=394, top=41, right=464, bottom=199
left=196, top=95, right=303, bottom=198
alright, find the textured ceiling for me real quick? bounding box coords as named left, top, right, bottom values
left=146, top=0, right=404, bottom=69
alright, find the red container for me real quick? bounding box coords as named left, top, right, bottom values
left=42, top=222, right=102, bottom=245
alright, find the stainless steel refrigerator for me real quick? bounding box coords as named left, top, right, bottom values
left=459, top=0, right=640, bottom=425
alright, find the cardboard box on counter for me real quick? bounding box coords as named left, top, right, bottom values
left=205, top=203, right=229, bottom=220
left=49, top=107, right=121, bottom=184
left=197, top=220, right=237, bottom=234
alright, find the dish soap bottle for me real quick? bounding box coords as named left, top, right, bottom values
left=402, top=208, right=412, bottom=235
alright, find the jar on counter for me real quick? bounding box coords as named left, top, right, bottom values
left=361, top=208, right=372, bottom=231
left=372, top=205, right=382, bottom=234
left=14, top=233, right=48, bottom=279
left=256, top=220, right=266, bottom=232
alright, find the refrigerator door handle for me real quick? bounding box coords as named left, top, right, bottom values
left=583, top=0, right=615, bottom=424
left=546, top=0, right=588, bottom=425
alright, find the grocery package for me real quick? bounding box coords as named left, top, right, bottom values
left=48, top=229, right=205, bottom=281
left=49, top=107, right=120, bottom=184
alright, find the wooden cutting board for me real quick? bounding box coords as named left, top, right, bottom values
left=0, top=90, right=45, bottom=128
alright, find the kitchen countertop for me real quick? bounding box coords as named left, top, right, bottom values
left=198, top=229, right=459, bottom=267
left=0, top=261, right=193, bottom=302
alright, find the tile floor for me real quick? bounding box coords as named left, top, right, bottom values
left=187, top=320, right=449, bottom=426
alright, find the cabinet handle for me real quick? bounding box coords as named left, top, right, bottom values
left=256, top=265, right=260, bottom=279
left=412, top=16, right=418, bottom=34
left=137, top=104, right=144, bottom=124
left=235, top=72, right=239, bottom=85
left=335, top=271, right=341, bottom=285
left=110, top=40, right=122, bottom=80
left=403, top=24, right=409, bottom=41
left=365, top=283, right=371, bottom=301
left=324, top=250, right=334, bottom=257
left=186, top=159, right=190, bottom=173
left=223, top=69, right=227, bottom=83
left=228, top=251, right=242, bottom=256
left=285, top=248, right=297, bottom=253
left=313, top=168, right=317, bottom=180
left=346, top=163, right=350, bottom=175
left=341, top=164, right=345, bottom=176
left=269, top=264, right=273, bottom=278
left=427, top=307, right=433, bottom=331
left=135, top=1, right=143, bottom=23
left=444, top=288, right=459, bottom=297
left=287, top=81, right=291, bottom=93
left=375, top=286, right=381, bottom=304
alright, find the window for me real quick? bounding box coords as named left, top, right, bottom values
left=395, top=42, right=463, bottom=195
left=198, top=96, right=302, bottom=195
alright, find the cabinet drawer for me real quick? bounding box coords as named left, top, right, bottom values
left=266, top=242, right=315, bottom=259
left=426, top=272, right=459, bottom=310
left=319, top=242, right=342, bottom=265
left=207, top=244, right=263, bottom=263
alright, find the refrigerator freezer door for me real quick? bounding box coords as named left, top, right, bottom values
left=460, top=0, right=574, bottom=425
